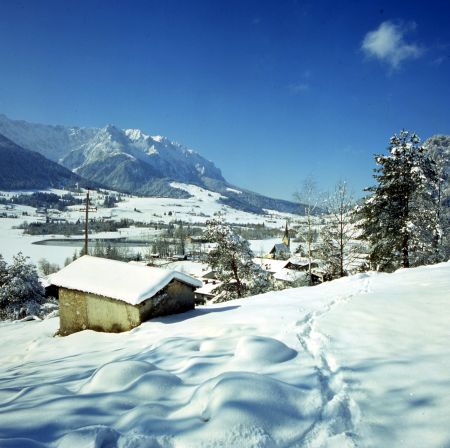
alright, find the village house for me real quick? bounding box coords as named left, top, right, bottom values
left=285, top=257, right=328, bottom=283
left=284, top=258, right=319, bottom=271
left=49, top=255, right=202, bottom=336
left=194, top=280, right=221, bottom=304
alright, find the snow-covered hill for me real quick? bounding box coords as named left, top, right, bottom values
left=0, top=114, right=303, bottom=214
left=1, top=262, right=449, bottom=446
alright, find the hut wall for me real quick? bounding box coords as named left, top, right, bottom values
left=139, top=280, right=194, bottom=321
left=85, top=294, right=141, bottom=333
left=59, top=288, right=88, bottom=335
left=59, top=288, right=140, bottom=335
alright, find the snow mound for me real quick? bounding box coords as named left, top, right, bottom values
left=0, top=438, right=48, bottom=448
left=173, top=371, right=321, bottom=446
left=124, top=370, right=184, bottom=400
left=56, top=425, right=119, bottom=448
left=3, top=384, right=71, bottom=406
left=80, top=360, right=157, bottom=394
left=234, top=335, right=297, bottom=365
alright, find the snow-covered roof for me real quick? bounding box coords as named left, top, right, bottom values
left=270, top=243, right=290, bottom=253
left=163, top=260, right=209, bottom=278
left=195, top=281, right=221, bottom=297
left=287, top=257, right=321, bottom=267
left=274, top=269, right=306, bottom=283
left=253, top=258, right=289, bottom=273
left=49, top=255, right=202, bottom=306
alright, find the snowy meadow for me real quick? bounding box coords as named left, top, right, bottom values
left=1, top=262, right=449, bottom=447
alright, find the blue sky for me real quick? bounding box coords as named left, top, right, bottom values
left=1, top=0, right=449, bottom=200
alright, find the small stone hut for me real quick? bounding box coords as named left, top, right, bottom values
left=49, top=255, right=202, bottom=336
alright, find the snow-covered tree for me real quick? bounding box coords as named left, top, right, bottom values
left=319, top=182, right=361, bottom=278
left=0, top=254, right=7, bottom=287
left=38, top=258, right=60, bottom=276
left=175, top=222, right=187, bottom=255
left=356, top=130, right=439, bottom=271
left=294, top=177, right=323, bottom=284
left=423, top=135, right=450, bottom=261
left=204, top=219, right=274, bottom=301
left=0, top=253, right=45, bottom=320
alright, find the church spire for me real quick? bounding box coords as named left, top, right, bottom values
left=282, top=221, right=290, bottom=248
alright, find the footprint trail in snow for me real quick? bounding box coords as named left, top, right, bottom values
left=294, top=275, right=372, bottom=447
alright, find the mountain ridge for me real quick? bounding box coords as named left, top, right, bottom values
left=0, top=114, right=304, bottom=214
left=0, top=133, right=93, bottom=191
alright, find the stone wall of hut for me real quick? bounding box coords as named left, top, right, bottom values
left=58, top=288, right=141, bottom=335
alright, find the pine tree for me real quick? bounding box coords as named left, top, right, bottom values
left=204, top=218, right=273, bottom=301
left=0, top=253, right=45, bottom=320
left=0, top=254, right=7, bottom=287
left=356, top=130, right=438, bottom=271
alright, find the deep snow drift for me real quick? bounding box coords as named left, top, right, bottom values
left=0, top=263, right=449, bottom=447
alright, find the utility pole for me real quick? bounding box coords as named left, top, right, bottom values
left=79, top=189, right=97, bottom=256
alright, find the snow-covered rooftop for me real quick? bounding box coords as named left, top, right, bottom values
left=253, top=258, right=289, bottom=272
left=274, top=268, right=306, bottom=283
left=271, top=243, right=290, bottom=252
left=49, top=255, right=202, bottom=305
left=194, top=281, right=221, bottom=297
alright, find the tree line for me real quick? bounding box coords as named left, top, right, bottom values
left=293, top=130, right=450, bottom=278
left=204, top=129, right=450, bottom=300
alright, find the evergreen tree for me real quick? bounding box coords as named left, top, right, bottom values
left=0, top=254, right=7, bottom=287
left=356, top=130, right=438, bottom=271
left=0, top=253, right=45, bottom=319
left=204, top=218, right=273, bottom=301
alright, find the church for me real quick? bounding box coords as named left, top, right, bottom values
left=267, top=222, right=291, bottom=260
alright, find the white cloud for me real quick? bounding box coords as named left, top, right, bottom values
left=362, top=21, right=423, bottom=69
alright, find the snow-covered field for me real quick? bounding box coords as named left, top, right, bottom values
left=0, top=217, right=76, bottom=267
left=1, top=262, right=449, bottom=447
left=0, top=185, right=298, bottom=267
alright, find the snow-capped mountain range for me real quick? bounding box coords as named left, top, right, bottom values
left=0, top=114, right=302, bottom=214
left=0, top=114, right=223, bottom=195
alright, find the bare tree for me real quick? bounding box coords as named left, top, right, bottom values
left=319, top=181, right=361, bottom=278
left=294, top=177, right=323, bottom=285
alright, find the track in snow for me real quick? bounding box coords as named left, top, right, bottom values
left=293, top=275, right=372, bottom=447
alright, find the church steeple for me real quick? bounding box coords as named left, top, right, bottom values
left=282, top=221, right=290, bottom=248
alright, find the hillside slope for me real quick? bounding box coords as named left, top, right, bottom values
left=0, top=262, right=449, bottom=446
left=0, top=133, right=90, bottom=190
